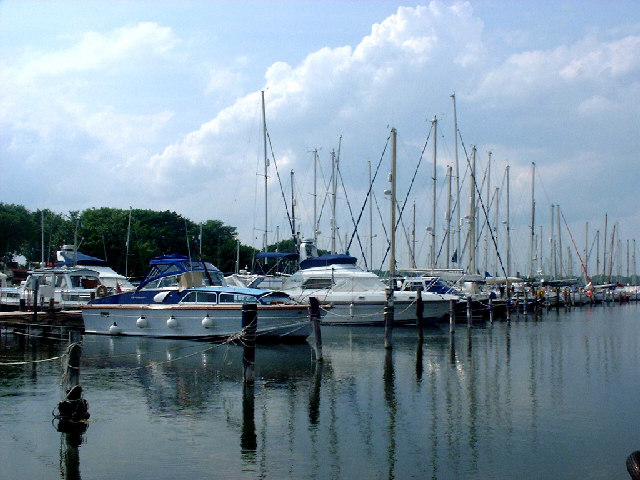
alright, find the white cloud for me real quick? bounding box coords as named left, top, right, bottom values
left=472, top=33, right=640, bottom=105
left=16, top=22, right=179, bottom=82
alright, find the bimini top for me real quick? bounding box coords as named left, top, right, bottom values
left=255, top=251, right=299, bottom=261
left=300, top=253, right=358, bottom=270
left=56, top=250, right=109, bottom=267
left=138, top=254, right=224, bottom=289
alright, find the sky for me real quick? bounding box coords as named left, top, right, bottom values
left=1, top=0, right=639, bottom=277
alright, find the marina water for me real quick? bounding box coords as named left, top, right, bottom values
left=1, top=303, right=639, bottom=479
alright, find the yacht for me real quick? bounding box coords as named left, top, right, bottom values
left=83, top=254, right=311, bottom=341
left=281, top=240, right=457, bottom=325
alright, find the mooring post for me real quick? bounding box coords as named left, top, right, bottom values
left=309, top=297, right=323, bottom=362
left=415, top=286, right=424, bottom=326
left=416, top=286, right=424, bottom=341
left=524, top=289, right=528, bottom=316
left=241, top=303, right=257, bottom=385
left=384, top=287, right=394, bottom=349
left=66, top=330, right=82, bottom=393
left=489, top=297, right=494, bottom=325
left=449, top=299, right=455, bottom=334
left=466, top=296, right=472, bottom=328
left=32, top=277, right=39, bottom=323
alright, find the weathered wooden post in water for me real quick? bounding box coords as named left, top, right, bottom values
left=54, top=329, right=89, bottom=436
left=309, top=297, right=323, bottom=362
left=449, top=299, right=456, bottom=334
left=415, top=286, right=424, bottom=341
left=489, top=297, right=494, bottom=325
left=32, top=277, right=39, bottom=323
left=466, top=296, right=473, bottom=328
left=66, top=330, right=82, bottom=392
left=384, top=287, right=394, bottom=349
left=241, top=303, right=257, bottom=385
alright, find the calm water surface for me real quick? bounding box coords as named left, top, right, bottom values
left=1, top=303, right=639, bottom=479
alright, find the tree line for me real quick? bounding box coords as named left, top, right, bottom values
left=0, top=203, right=271, bottom=279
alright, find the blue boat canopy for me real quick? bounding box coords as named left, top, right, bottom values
left=255, top=252, right=299, bottom=261
left=56, top=251, right=109, bottom=267
left=139, top=254, right=223, bottom=289
left=300, top=253, right=357, bottom=269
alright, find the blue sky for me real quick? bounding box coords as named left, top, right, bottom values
left=1, top=1, right=639, bottom=277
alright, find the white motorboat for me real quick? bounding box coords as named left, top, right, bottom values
left=82, top=254, right=311, bottom=341
left=281, top=241, right=456, bottom=325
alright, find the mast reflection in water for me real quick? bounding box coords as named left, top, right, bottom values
left=1, top=303, right=639, bottom=479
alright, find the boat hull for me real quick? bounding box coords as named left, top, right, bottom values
left=312, top=296, right=452, bottom=325
left=82, top=304, right=311, bottom=342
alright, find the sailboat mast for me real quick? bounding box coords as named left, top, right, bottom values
left=585, top=222, right=589, bottom=282
left=603, top=213, right=608, bottom=281
left=506, top=164, right=511, bottom=277
left=557, top=204, right=563, bottom=278
left=451, top=93, right=461, bottom=266
left=485, top=151, right=492, bottom=274
left=412, top=201, right=416, bottom=269
left=313, top=149, right=318, bottom=244
left=390, top=128, right=397, bottom=283
left=369, top=160, right=373, bottom=270
left=529, top=162, right=536, bottom=278
left=331, top=149, right=337, bottom=254
left=431, top=116, right=437, bottom=269
left=41, top=211, right=44, bottom=266
left=262, top=91, right=268, bottom=259
left=125, top=206, right=132, bottom=277
left=291, top=169, right=297, bottom=253
left=469, top=146, right=477, bottom=274
left=446, top=165, right=452, bottom=269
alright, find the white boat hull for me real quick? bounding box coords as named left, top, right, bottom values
left=292, top=291, right=453, bottom=325
left=82, top=304, right=311, bottom=341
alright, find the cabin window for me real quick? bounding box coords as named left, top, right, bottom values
left=158, top=276, right=179, bottom=288
left=55, top=276, right=68, bottom=288
left=219, top=293, right=258, bottom=304
left=302, top=278, right=334, bottom=290
left=181, top=291, right=218, bottom=304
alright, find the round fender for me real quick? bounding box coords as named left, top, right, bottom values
left=627, top=451, right=640, bottom=480
left=96, top=285, right=108, bottom=297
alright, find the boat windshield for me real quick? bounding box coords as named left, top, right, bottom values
left=258, top=291, right=296, bottom=305
left=332, top=276, right=387, bottom=292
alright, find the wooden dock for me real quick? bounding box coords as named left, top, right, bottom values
left=0, top=310, right=83, bottom=329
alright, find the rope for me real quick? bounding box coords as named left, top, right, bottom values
left=0, top=354, right=65, bottom=366
left=346, top=133, right=391, bottom=254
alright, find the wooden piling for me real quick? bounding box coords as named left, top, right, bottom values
left=309, top=297, right=323, bottom=362
left=241, top=303, right=257, bottom=385
left=32, top=278, right=39, bottom=323
left=384, top=287, right=393, bottom=349
left=466, top=296, right=472, bottom=328
left=449, top=299, right=455, bottom=334
left=65, top=330, right=82, bottom=393
left=416, top=286, right=424, bottom=341
left=524, top=289, right=528, bottom=316
left=489, top=297, right=494, bottom=325
left=415, top=286, right=424, bottom=326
